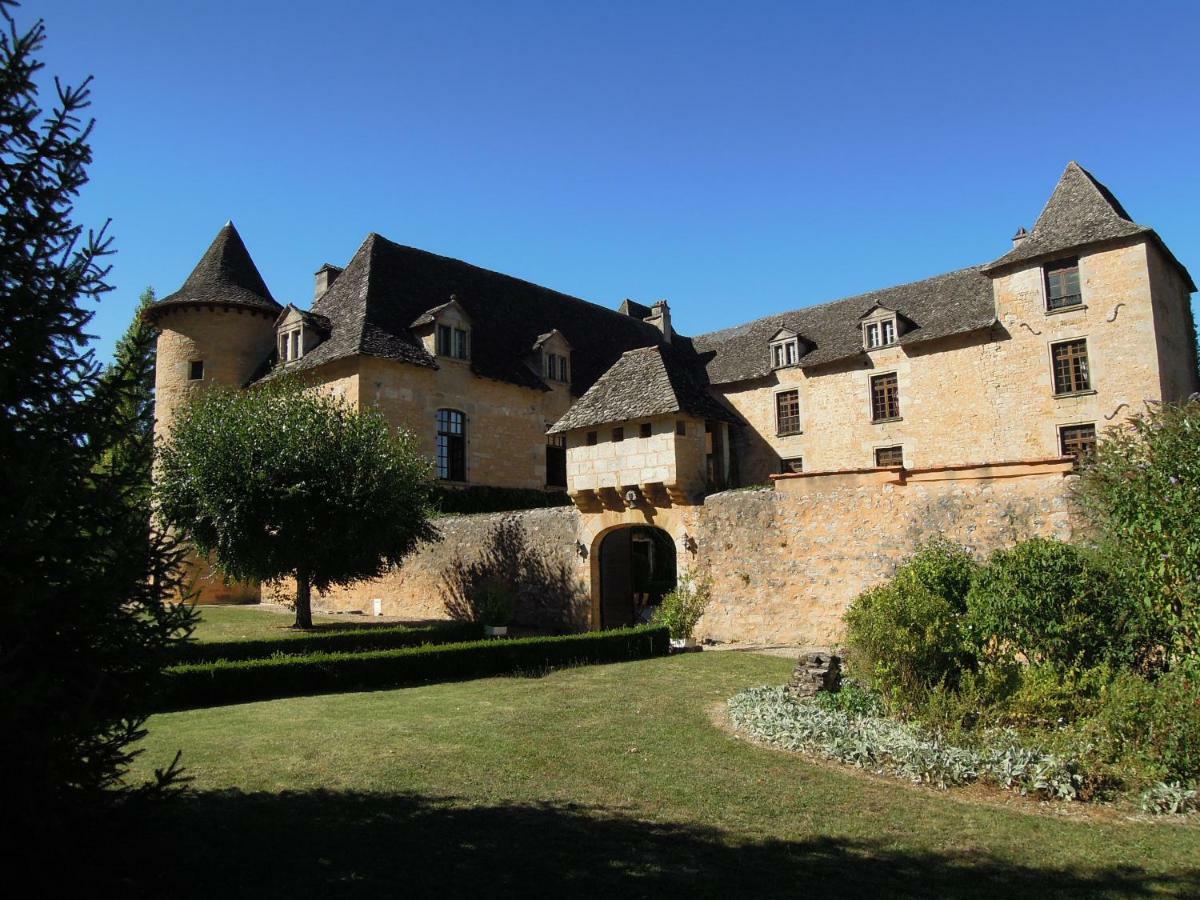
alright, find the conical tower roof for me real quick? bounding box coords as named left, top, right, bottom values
left=147, top=222, right=280, bottom=320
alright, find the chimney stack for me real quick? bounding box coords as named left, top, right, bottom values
left=314, top=263, right=343, bottom=300
left=644, top=299, right=672, bottom=343
left=1011, top=227, right=1029, bottom=249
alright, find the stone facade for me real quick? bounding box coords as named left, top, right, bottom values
left=565, top=413, right=708, bottom=503
left=719, top=239, right=1197, bottom=484
left=305, top=459, right=1075, bottom=646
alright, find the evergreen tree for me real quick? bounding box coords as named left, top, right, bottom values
left=97, top=286, right=158, bottom=496
left=0, top=6, right=194, bottom=824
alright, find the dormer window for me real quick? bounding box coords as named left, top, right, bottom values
left=274, top=304, right=329, bottom=365
left=769, top=329, right=800, bottom=369
left=530, top=329, right=572, bottom=385
left=864, top=318, right=896, bottom=349
left=544, top=352, right=569, bottom=382
left=279, top=326, right=304, bottom=362
left=437, top=324, right=470, bottom=360
left=861, top=306, right=900, bottom=350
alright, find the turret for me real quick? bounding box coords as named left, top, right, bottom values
left=144, top=221, right=281, bottom=446
left=145, top=221, right=281, bottom=603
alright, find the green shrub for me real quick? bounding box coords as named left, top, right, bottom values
left=995, top=663, right=1113, bottom=729
left=431, top=485, right=570, bottom=516
left=897, top=537, right=979, bottom=612
left=966, top=538, right=1140, bottom=669
left=1076, top=664, right=1200, bottom=785
left=170, top=621, right=482, bottom=665
left=652, top=573, right=712, bottom=640
left=843, top=540, right=978, bottom=711
left=1076, top=399, right=1200, bottom=661
left=160, top=626, right=669, bottom=710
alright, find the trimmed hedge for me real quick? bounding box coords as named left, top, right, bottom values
left=431, top=484, right=571, bottom=516
left=160, top=626, right=669, bottom=710
left=171, top=621, right=484, bottom=665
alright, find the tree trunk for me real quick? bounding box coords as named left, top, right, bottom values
left=294, top=572, right=314, bottom=629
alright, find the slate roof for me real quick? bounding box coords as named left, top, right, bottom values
left=262, top=233, right=664, bottom=391
left=548, top=345, right=739, bottom=434
left=983, top=162, right=1195, bottom=290
left=146, top=222, right=281, bottom=319
left=275, top=304, right=332, bottom=333
left=983, top=162, right=1148, bottom=272
left=685, top=266, right=996, bottom=385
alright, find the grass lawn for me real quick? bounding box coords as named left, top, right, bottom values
left=188, top=604, right=411, bottom=643
left=120, top=651, right=1198, bottom=898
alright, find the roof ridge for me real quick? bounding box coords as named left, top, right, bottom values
left=693, top=264, right=985, bottom=343
left=365, top=232, right=663, bottom=338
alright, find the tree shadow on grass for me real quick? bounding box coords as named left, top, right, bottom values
left=68, top=789, right=1200, bottom=899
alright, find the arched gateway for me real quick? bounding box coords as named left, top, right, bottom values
left=597, top=526, right=677, bottom=628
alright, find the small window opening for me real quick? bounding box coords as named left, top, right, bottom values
left=188, top=360, right=204, bottom=381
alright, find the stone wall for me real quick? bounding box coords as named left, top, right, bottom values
left=692, top=464, right=1073, bottom=645
left=308, top=461, right=1076, bottom=647
left=305, top=506, right=587, bottom=627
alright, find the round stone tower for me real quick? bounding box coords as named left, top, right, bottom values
left=145, top=221, right=281, bottom=603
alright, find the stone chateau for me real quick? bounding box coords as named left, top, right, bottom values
left=147, top=163, right=1198, bottom=639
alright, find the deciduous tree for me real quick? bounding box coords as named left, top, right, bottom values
left=156, top=378, right=439, bottom=628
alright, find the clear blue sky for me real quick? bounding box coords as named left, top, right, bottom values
left=35, top=0, right=1200, bottom=362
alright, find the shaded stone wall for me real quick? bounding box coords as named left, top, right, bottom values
left=304, top=507, right=588, bottom=627
left=308, top=463, right=1075, bottom=647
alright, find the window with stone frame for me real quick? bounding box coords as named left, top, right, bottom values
left=874, top=445, right=904, bottom=467
left=437, top=324, right=470, bottom=360
left=1045, top=258, right=1082, bottom=311
left=864, top=317, right=897, bottom=349
left=544, top=351, right=569, bottom=383
left=770, top=336, right=800, bottom=368
left=870, top=372, right=900, bottom=422
left=1059, top=423, right=1096, bottom=460
left=546, top=434, right=567, bottom=487
left=775, top=389, right=801, bottom=435
left=1051, top=339, right=1091, bottom=395
left=436, top=408, right=466, bottom=481
left=278, top=327, right=303, bottom=362
left=780, top=457, right=803, bottom=474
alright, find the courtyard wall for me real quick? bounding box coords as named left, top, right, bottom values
left=304, top=463, right=1075, bottom=646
